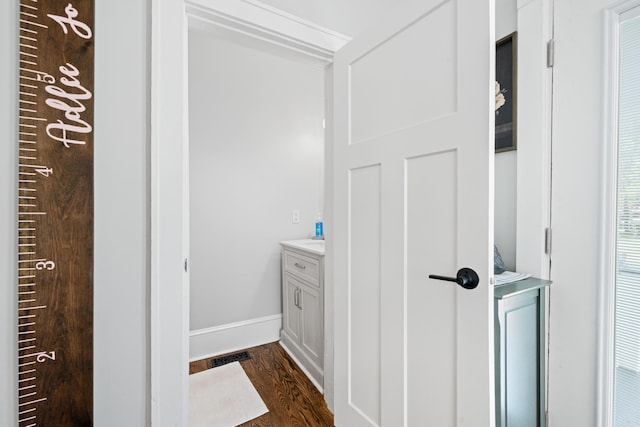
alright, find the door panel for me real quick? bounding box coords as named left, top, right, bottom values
left=333, top=0, right=494, bottom=425
left=350, top=0, right=458, bottom=144
left=349, top=165, right=382, bottom=425
left=406, top=151, right=458, bottom=425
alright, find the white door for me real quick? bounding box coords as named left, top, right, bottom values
left=332, top=0, right=495, bottom=425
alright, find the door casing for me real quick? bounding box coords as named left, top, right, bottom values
left=150, top=1, right=347, bottom=424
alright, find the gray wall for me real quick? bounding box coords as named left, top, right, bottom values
left=188, top=28, right=326, bottom=331
left=0, top=0, right=151, bottom=425
left=494, top=0, right=518, bottom=270
left=1, top=2, right=18, bottom=424
left=548, top=0, right=607, bottom=423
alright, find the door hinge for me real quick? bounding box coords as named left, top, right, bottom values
left=184, top=258, right=188, bottom=272
left=547, top=39, right=555, bottom=68
left=545, top=228, right=552, bottom=254
left=545, top=410, right=550, bottom=427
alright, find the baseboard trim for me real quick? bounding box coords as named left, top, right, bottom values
left=189, top=314, right=282, bottom=362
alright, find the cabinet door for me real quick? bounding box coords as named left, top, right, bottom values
left=283, top=274, right=301, bottom=343
left=300, top=283, right=323, bottom=368
left=495, top=289, right=541, bottom=427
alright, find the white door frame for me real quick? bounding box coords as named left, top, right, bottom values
left=598, top=3, right=640, bottom=426
left=150, top=1, right=348, bottom=424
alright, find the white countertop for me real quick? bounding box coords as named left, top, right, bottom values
left=280, top=239, right=325, bottom=256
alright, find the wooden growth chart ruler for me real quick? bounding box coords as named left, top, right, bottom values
left=18, top=0, right=94, bottom=425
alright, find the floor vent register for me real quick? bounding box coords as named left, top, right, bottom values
left=208, top=351, right=251, bottom=368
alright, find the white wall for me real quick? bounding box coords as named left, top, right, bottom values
left=0, top=1, right=18, bottom=424
left=495, top=0, right=519, bottom=270
left=188, top=28, right=325, bottom=333
left=0, top=1, right=151, bottom=425
left=94, top=1, right=150, bottom=423
left=548, top=0, right=611, bottom=424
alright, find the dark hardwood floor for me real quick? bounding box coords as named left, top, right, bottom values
left=189, top=341, right=334, bottom=427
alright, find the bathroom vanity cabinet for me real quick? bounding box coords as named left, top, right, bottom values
left=494, top=278, right=552, bottom=427
left=280, top=240, right=324, bottom=391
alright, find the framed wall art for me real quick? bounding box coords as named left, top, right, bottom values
left=495, top=31, right=517, bottom=152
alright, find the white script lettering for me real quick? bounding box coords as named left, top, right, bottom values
left=45, top=63, right=93, bottom=148
left=48, top=3, right=92, bottom=40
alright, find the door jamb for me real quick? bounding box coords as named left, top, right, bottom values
left=150, top=1, right=348, bottom=424
left=597, top=3, right=640, bottom=426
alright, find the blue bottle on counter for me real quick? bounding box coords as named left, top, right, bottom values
left=315, top=214, right=323, bottom=239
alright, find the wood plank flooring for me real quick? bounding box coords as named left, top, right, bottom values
left=189, top=341, right=334, bottom=427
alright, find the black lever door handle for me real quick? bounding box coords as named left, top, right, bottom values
left=429, top=268, right=479, bottom=290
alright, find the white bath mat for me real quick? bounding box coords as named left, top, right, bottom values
left=189, top=361, right=268, bottom=427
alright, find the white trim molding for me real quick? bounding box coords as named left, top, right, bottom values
left=152, top=0, right=347, bottom=424
left=185, top=0, right=350, bottom=63
left=598, top=7, right=620, bottom=427
left=598, top=2, right=640, bottom=426
left=189, top=314, right=283, bottom=362
left=151, top=0, right=190, bottom=426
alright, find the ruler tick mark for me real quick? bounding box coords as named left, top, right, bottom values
left=19, top=397, right=47, bottom=407
left=19, top=306, right=46, bottom=310
left=18, top=391, right=37, bottom=399
left=18, top=324, right=36, bottom=329
left=19, top=362, right=37, bottom=368
left=19, top=346, right=37, bottom=352
left=20, top=19, right=47, bottom=29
